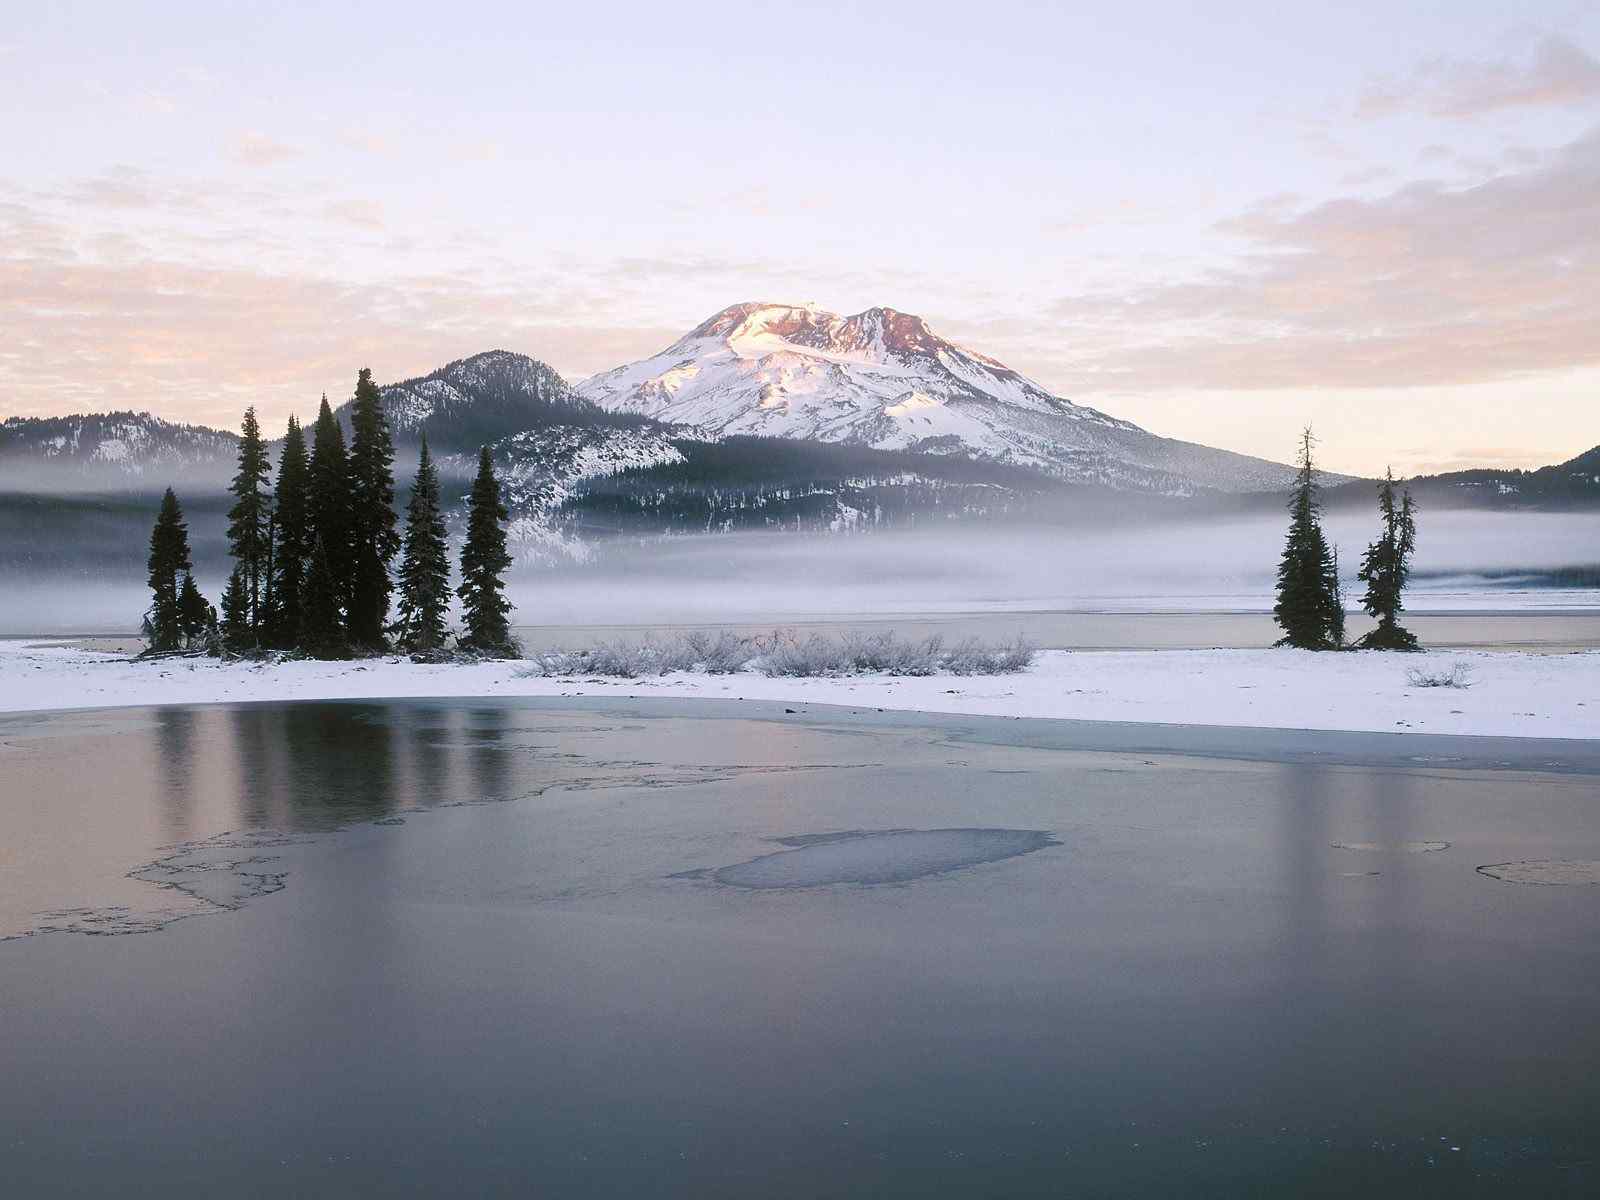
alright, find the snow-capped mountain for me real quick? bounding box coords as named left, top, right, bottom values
left=579, top=302, right=1312, bottom=495
left=0, top=411, right=238, bottom=489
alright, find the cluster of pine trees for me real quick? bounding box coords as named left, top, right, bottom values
left=144, top=371, right=517, bottom=660
left=1274, top=428, right=1420, bottom=651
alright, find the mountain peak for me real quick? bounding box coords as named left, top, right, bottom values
left=578, top=301, right=1312, bottom=493
left=678, top=301, right=959, bottom=365
left=369, top=350, right=599, bottom=450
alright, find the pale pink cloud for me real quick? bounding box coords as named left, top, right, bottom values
left=1358, top=34, right=1600, bottom=120
left=233, top=132, right=299, bottom=167
left=973, top=122, right=1600, bottom=395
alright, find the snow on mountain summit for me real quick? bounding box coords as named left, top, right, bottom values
left=578, top=302, right=1305, bottom=494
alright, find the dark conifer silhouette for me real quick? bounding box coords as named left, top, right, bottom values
left=300, top=536, right=350, bottom=659
left=1274, top=428, right=1343, bottom=650
left=225, top=406, right=272, bottom=646
left=144, top=488, right=193, bottom=653
left=347, top=368, right=398, bottom=648
left=457, top=446, right=516, bottom=656
left=307, top=395, right=353, bottom=626
left=1328, top=545, right=1347, bottom=648
left=220, top=565, right=252, bottom=652
left=268, top=414, right=311, bottom=648
left=394, top=436, right=451, bottom=655
left=177, top=572, right=216, bottom=651
left=1356, top=469, right=1420, bottom=649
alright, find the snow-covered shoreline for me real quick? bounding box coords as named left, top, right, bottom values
left=0, top=640, right=1594, bottom=739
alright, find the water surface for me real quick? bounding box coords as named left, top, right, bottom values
left=2, top=698, right=1598, bottom=1196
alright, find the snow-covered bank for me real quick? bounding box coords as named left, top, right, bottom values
left=1, top=640, right=1595, bottom=739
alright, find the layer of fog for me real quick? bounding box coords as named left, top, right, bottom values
left=514, top=510, right=1599, bottom=625
left=1, top=509, right=1594, bottom=635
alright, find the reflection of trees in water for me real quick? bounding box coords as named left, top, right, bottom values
left=271, top=703, right=399, bottom=830
left=154, top=707, right=198, bottom=839
left=229, top=706, right=290, bottom=828
left=210, top=701, right=538, bottom=836
left=406, top=704, right=459, bottom=809
left=463, top=708, right=512, bottom=804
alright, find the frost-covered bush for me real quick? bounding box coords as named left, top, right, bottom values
left=840, top=631, right=944, bottom=675
left=523, top=631, right=757, bottom=678
left=524, top=637, right=690, bottom=678
left=757, top=632, right=851, bottom=677
left=756, top=630, right=1035, bottom=677
left=523, top=629, right=1038, bottom=679
left=942, top=635, right=1036, bottom=675
left=682, top=630, right=756, bottom=674
left=1405, top=661, right=1475, bottom=689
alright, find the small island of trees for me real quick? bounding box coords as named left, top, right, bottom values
left=144, top=370, right=517, bottom=661
left=1274, top=427, right=1420, bottom=651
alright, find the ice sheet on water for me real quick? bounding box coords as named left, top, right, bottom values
left=703, top=827, right=1058, bottom=889
left=1477, top=860, right=1600, bottom=885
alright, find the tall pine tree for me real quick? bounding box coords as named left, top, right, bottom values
left=394, top=436, right=452, bottom=655
left=300, top=535, right=350, bottom=659
left=306, top=395, right=353, bottom=634
left=220, top=565, right=252, bottom=653
left=1273, top=428, right=1343, bottom=650
left=144, top=488, right=192, bottom=653
left=457, top=446, right=515, bottom=656
left=1356, top=469, right=1420, bottom=650
left=268, top=414, right=311, bottom=648
left=226, top=406, right=272, bottom=647
left=347, top=368, right=398, bottom=649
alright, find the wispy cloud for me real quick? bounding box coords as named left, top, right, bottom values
left=0, top=201, right=685, bottom=426
left=324, top=198, right=385, bottom=230
left=232, top=132, right=300, bottom=167
left=1358, top=34, right=1600, bottom=120
left=956, top=122, right=1600, bottom=395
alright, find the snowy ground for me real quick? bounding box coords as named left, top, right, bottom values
left=0, top=640, right=1594, bottom=739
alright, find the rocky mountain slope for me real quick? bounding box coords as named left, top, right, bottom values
left=0, top=412, right=238, bottom=491
left=578, top=302, right=1314, bottom=495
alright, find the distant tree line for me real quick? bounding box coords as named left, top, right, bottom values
left=1274, top=428, right=1419, bottom=651
left=143, top=371, right=517, bottom=659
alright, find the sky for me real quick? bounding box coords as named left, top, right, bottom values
left=2, top=0, right=1597, bottom=477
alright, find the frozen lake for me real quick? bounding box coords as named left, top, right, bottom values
left=3, top=698, right=1599, bottom=1195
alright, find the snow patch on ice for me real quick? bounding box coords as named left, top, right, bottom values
left=697, top=827, right=1058, bottom=889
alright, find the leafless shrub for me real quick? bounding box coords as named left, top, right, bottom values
left=524, top=635, right=698, bottom=678
left=523, top=629, right=1039, bottom=679
left=1405, top=661, right=1475, bottom=689
left=757, top=631, right=851, bottom=677
left=943, top=635, right=1037, bottom=675
left=756, top=629, right=1035, bottom=678
left=682, top=629, right=756, bottom=673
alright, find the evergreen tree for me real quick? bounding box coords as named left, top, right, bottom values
left=1327, top=546, right=1347, bottom=648
left=145, top=488, right=192, bottom=653
left=347, top=368, right=399, bottom=649
left=457, top=446, right=516, bottom=656
left=268, top=415, right=312, bottom=648
left=1356, top=469, right=1420, bottom=649
left=1273, top=428, right=1342, bottom=650
left=306, top=395, right=353, bottom=629
left=220, top=566, right=252, bottom=653
left=225, top=406, right=273, bottom=647
left=300, top=535, right=350, bottom=659
left=394, top=436, right=452, bottom=655
left=177, top=573, right=215, bottom=651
